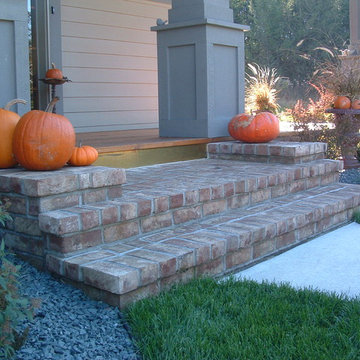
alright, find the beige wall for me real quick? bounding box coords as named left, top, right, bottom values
left=60, top=0, right=169, bottom=132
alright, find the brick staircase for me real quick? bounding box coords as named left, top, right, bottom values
left=1, top=141, right=360, bottom=308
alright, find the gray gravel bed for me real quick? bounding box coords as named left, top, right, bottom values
left=339, top=168, right=360, bottom=184
left=11, top=257, right=141, bottom=360
left=7, top=167, right=360, bottom=359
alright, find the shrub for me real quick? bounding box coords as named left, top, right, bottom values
left=0, top=198, right=11, bottom=227
left=0, top=199, right=34, bottom=359
left=353, top=210, right=360, bottom=224
left=289, top=83, right=341, bottom=159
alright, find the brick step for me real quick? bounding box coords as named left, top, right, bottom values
left=0, top=166, right=126, bottom=213
left=39, top=158, right=342, bottom=255
left=208, top=140, right=328, bottom=164
left=46, top=183, right=360, bottom=308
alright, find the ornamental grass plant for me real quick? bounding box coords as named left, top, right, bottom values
left=316, top=57, right=360, bottom=101
left=245, top=63, right=282, bottom=113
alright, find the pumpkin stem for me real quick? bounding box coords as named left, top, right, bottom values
left=51, top=62, right=57, bottom=69
left=4, top=99, right=27, bottom=111
left=45, top=97, right=60, bottom=113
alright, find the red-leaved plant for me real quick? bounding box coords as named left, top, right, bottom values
left=289, top=83, right=342, bottom=159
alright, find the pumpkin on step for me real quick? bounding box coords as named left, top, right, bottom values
left=229, top=63, right=280, bottom=143
left=228, top=112, right=279, bottom=143
left=68, top=145, right=98, bottom=166
left=12, top=97, right=75, bottom=171
left=0, top=99, right=27, bottom=168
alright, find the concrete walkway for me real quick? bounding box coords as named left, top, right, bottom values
left=232, top=222, right=360, bottom=299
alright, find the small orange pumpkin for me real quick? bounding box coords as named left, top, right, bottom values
left=45, top=63, right=63, bottom=80
left=351, top=99, right=360, bottom=109
left=0, top=99, right=27, bottom=168
left=333, top=96, right=351, bottom=109
left=68, top=145, right=98, bottom=166
left=228, top=112, right=279, bottom=143
left=12, top=97, right=75, bottom=171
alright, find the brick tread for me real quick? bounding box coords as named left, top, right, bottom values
left=39, top=158, right=342, bottom=239
left=0, top=166, right=126, bottom=196
left=46, top=183, right=360, bottom=304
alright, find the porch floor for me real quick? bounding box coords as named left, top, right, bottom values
left=76, top=124, right=298, bottom=153
left=76, top=128, right=233, bottom=154
left=75, top=126, right=298, bottom=169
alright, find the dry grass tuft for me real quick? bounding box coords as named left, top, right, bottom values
left=316, top=58, right=360, bottom=100
left=245, top=63, right=281, bottom=114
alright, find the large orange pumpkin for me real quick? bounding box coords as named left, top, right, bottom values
left=12, top=97, right=75, bottom=171
left=68, top=145, right=98, bottom=166
left=333, top=96, right=351, bottom=109
left=0, top=99, right=27, bottom=168
left=45, top=63, right=63, bottom=80
left=228, top=112, right=279, bottom=143
left=228, top=113, right=249, bottom=139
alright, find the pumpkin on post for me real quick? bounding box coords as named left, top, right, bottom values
left=333, top=96, right=351, bottom=109
left=45, top=63, right=63, bottom=80
left=12, top=97, right=75, bottom=171
left=0, top=99, right=27, bottom=168
left=351, top=99, right=360, bottom=109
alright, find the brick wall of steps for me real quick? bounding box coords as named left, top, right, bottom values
left=1, top=141, right=360, bottom=308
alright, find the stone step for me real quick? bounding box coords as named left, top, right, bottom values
left=46, top=183, right=360, bottom=308
left=39, top=158, right=342, bottom=255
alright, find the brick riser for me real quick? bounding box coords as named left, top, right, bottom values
left=0, top=166, right=126, bottom=264
left=40, top=159, right=342, bottom=256
left=46, top=183, right=360, bottom=308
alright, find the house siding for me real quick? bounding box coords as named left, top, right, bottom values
left=60, top=0, right=169, bottom=132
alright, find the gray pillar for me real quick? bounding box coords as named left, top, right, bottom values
left=31, top=0, right=63, bottom=113
left=349, top=0, right=360, bottom=54
left=152, top=0, right=249, bottom=138
left=340, top=1, right=360, bottom=69
left=0, top=0, right=30, bottom=115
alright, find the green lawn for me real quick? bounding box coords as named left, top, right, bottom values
left=125, top=277, right=360, bottom=360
